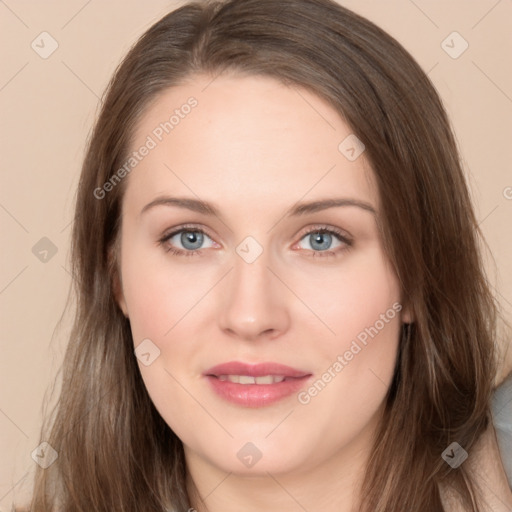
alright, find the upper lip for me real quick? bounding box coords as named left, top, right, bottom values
left=204, top=361, right=311, bottom=378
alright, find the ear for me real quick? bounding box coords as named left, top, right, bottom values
left=112, top=269, right=129, bottom=317
left=400, top=301, right=414, bottom=324
left=108, top=243, right=129, bottom=318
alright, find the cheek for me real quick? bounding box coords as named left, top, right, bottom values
left=293, top=244, right=402, bottom=351
left=120, top=241, right=204, bottom=343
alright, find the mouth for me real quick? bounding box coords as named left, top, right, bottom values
left=203, top=361, right=312, bottom=407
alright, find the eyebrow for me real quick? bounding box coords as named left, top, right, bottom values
left=139, top=196, right=376, bottom=218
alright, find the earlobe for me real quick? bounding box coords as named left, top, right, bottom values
left=399, top=299, right=416, bottom=324
left=112, top=270, right=129, bottom=318
left=108, top=243, right=129, bottom=318
left=400, top=302, right=414, bottom=324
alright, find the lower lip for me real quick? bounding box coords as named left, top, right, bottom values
left=205, top=375, right=311, bottom=407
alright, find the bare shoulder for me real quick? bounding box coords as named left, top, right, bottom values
left=440, top=423, right=512, bottom=512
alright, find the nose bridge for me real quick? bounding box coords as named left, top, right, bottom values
left=217, top=241, right=290, bottom=340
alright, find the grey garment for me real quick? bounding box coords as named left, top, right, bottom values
left=492, top=371, right=512, bottom=488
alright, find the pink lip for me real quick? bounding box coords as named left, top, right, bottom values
left=204, top=361, right=310, bottom=378
left=203, top=361, right=312, bottom=408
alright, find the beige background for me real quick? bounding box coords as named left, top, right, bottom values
left=1, top=0, right=511, bottom=508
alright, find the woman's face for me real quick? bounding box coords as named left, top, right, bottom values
left=115, top=73, right=410, bottom=478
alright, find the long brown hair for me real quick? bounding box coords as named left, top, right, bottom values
left=22, top=0, right=498, bottom=510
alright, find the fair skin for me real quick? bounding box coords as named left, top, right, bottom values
left=114, top=73, right=511, bottom=511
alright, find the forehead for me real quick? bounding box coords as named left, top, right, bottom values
left=124, top=73, right=378, bottom=216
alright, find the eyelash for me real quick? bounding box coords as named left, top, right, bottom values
left=157, top=224, right=353, bottom=258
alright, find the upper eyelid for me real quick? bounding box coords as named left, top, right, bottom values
left=161, top=224, right=213, bottom=241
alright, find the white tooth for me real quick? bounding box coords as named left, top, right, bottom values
left=221, top=375, right=286, bottom=384
left=238, top=375, right=256, bottom=384
left=255, top=375, right=274, bottom=385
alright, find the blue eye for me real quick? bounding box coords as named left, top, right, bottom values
left=303, top=231, right=335, bottom=251
left=176, top=230, right=205, bottom=250
left=159, top=227, right=215, bottom=256
left=296, top=227, right=351, bottom=257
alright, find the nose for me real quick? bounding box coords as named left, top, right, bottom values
left=217, top=247, right=290, bottom=341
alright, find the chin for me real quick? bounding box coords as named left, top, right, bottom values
left=198, top=438, right=312, bottom=476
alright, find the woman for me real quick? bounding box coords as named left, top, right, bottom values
left=20, top=0, right=512, bottom=510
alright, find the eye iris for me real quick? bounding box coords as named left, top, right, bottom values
left=310, top=232, right=332, bottom=251
left=181, top=231, right=203, bottom=250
